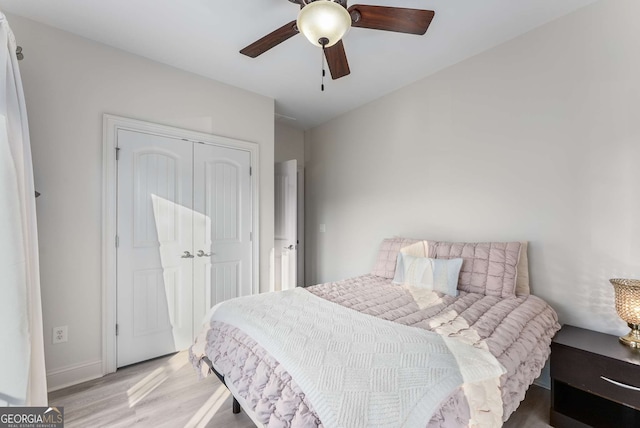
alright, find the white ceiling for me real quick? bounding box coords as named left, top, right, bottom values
left=1, top=0, right=597, bottom=129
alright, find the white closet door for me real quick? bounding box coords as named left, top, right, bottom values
left=192, top=143, right=252, bottom=333
left=274, top=160, right=297, bottom=290
left=116, top=130, right=193, bottom=367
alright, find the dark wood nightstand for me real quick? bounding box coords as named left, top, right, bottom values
left=550, top=325, right=640, bottom=427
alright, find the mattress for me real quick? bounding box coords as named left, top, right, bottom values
left=190, top=274, right=560, bottom=427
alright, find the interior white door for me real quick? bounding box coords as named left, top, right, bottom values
left=116, top=129, right=194, bottom=367
left=192, top=143, right=252, bottom=333
left=274, top=160, right=297, bottom=290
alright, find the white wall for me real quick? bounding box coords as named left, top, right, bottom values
left=305, top=0, right=640, bottom=337
left=275, top=121, right=304, bottom=165
left=7, top=14, right=275, bottom=390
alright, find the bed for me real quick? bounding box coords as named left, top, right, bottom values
left=189, top=238, right=560, bottom=427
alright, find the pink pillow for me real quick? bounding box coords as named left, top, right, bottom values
left=427, top=241, right=522, bottom=298
left=370, top=238, right=421, bottom=279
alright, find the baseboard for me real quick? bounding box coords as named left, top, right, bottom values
left=533, top=377, right=550, bottom=390
left=533, top=360, right=551, bottom=390
left=47, top=360, right=103, bottom=392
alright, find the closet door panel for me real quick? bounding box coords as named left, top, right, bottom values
left=117, top=129, right=194, bottom=367
left=192, top=143, right=252, bottom=332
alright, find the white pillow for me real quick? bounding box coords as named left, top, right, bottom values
left=392, top=253, right=463, bottom=297
left=516, top=241, right=530, bottom=295
left=400, top=240, right=428, bottom=258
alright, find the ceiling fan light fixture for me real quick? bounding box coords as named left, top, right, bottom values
left=297, top=0, right=351, bottom=48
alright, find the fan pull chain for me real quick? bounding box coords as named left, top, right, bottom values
left=321, top=44, right=326, bottom=92
left=319, top=37, right=329, bottom=92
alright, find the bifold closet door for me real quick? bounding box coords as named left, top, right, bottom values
left=116, top=129, right=194, bottom=367
left=192, top=143, right=252, bottom=335
left=116, top=131, right=253, bottom=367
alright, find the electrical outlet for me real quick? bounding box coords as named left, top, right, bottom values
left=319, top=224, right=326, bottom=233
left=52, top=326, right=68, bottom=344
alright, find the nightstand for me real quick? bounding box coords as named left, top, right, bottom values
left=550, top=325, right=640, bottom=427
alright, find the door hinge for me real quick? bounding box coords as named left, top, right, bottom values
left=249, top=166, right=252, bottom=176
left=115, top=324, right=119, bottom=336
left=115, top=235, right=119, bottom=248
left=115, top=147, right=120, bottom=160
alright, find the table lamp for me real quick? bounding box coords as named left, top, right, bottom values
left=610, top=278, right=640, bottom=348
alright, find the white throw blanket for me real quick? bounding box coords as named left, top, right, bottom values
left=204, top=288, right=505, bottom=428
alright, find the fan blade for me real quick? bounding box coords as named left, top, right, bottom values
left=324, top=40, right=350, bottom=80
left=348, top=5, right=435, bottom=35
left=240, top=20, right=299, bottom=58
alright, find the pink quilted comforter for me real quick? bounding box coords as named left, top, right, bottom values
left=190, top=275, right=560, bottom=427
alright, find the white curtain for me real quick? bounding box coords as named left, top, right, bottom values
left=0, top=12, right=48, bottom=406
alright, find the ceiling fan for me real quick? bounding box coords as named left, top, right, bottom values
left=240, top=0, right=435, bottom=80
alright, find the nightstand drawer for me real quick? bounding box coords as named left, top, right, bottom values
left=551, top=342, right=640, bottom=410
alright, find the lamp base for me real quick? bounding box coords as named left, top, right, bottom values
left=619, top=324, right=640, bottom=348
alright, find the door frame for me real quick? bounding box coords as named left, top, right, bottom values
left=297, top=165, right=304, bottom=286
left=101, top=114, right=260, bottom=374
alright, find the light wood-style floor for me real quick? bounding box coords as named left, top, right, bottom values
left=49, top=351, right=551, bottom=427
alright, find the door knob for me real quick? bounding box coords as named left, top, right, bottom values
left=197, top=250, right=213, bottom=257
left=284, top=244, right=296, bottom=250
left=181, top=251, right=194, bottom=259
